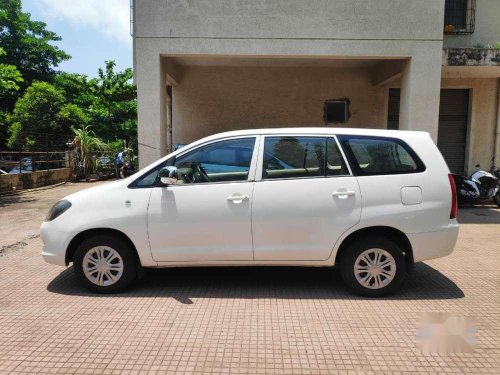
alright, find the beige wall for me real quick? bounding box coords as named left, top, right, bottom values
left=134, top=0, right=445, bottom=167
left=171, top=65, right=388, bottom=144
left=444, top=0, right=500, bottom=48
left=135, top=0, right=444, bottom=41
left=171, top=69, right=499, bottom=174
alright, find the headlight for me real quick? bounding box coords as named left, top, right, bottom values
left=45, top=200, right=72, bottom=221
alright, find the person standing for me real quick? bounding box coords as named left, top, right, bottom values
left=115, top=150, right=127, bottom=178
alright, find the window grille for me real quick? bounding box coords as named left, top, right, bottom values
left=444, top=0, right=476, bottom=35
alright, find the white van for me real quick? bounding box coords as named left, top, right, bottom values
left=41, top=128, right=459, bottom=296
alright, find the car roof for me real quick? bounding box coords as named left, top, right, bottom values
left=200, top=127, right=430, bottom=141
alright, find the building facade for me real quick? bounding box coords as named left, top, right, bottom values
left=133, top=0, right=500, bottom=174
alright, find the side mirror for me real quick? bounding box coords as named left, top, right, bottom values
left=158, top=166, right=178, bottom=185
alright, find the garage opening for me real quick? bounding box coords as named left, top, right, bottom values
left=387, top=88, right=470, bottom=174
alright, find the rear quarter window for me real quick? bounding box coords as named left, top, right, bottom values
left=338, top=135, right=425, bottom=176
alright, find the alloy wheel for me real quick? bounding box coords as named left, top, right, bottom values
left=354, top=248, right=397, bottom=290
left=82, top=246, right=124, bottom=287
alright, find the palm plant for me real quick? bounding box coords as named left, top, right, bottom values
left=72, top=125, right=109, bottom=176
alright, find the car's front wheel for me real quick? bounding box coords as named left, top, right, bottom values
left=339, top=236, right=407, bottom=297
left=73, top=235, right=138, bottom=293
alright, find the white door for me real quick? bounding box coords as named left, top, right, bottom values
left=252, top=136, right=361, bottom=261
left=147, top=137, right=258, bottom=262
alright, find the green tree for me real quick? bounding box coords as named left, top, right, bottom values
left=89, top=61, right=137, bottom=144
left=8, top=81, right=69, bottom=149
left=0, top=47, right=22, bottom=93
left=59, top=103, right=90, bottom=130
left=0, top=46, right=22, bottom=145
left=53, top=72, right=97, bottom=109
left=0, top=0, right=70, bottom=110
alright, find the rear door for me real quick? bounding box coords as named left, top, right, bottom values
left=251, top=135, right=361, bottom=261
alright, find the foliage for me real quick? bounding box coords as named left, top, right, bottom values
left=0, top=47, right=23, bottom=93
left=59, top=103, right=90, bottom=130
left=53, top=72, right=97, bottom=108
left=472, top=42, right=500, bottom=49
left=1, top=2, right=137, bottom=158
left=8, top=81, right=68, bottom=149
left=0, top=47, right=21, bottom=144
left=0, top=0, right=70, bottom=110
left=51, top=62, right=138, bottom=148
left=72, top=125, right=110, bottom=176
left=88, top=61, right=137, bottom=145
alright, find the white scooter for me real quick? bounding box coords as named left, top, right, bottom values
left=453, top=166, right=500, bottom=207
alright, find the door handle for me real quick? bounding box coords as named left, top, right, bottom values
left=227, top=195, right=249, bottom=203
left=332, top=190, right=356, bottom=199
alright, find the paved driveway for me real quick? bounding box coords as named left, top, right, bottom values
left=0, top=183, right=499, bottom=374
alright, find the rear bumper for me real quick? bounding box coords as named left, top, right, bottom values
left=408, top=221, right=459, bottom=263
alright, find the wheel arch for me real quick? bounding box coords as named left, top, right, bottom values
left=334, top=226, right=414, bottom=272
left=65, top=228, right=139, bottom=266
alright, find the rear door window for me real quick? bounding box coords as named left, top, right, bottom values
left=262, top=136, right=326, bottom=179
left=338, top=135, right=425, bottom=175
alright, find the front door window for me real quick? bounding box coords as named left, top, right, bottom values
left=174, top=138, right=256, bottom=184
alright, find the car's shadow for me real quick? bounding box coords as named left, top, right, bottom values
left=47, top=263, right=464, bottom=303
left=457, top=205, right=500, bottom=224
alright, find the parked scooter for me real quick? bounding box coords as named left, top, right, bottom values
left=119, top=162, right=135, bottom=178
left=452, top=166, right=500, bottom=207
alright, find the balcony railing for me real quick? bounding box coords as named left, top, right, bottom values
left=444, top=0, right=476, bottom=35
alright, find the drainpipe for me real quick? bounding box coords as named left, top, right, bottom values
left=495, top=78, right=500, bottom=167
left=167, top=85, right=173, bottom=153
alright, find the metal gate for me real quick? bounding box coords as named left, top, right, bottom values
left=438, top=89, right=469, bottom=175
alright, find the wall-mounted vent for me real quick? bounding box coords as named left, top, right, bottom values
left=324, top=99, right=350, bottom=124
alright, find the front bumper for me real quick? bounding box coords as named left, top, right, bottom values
left=408, top=221, right=459, bottom=263
left=40, top=221, right=71, bottom=266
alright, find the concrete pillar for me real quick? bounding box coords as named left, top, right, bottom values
left=137, top=53, right=168, bottom=169
left=399, top=48, right=443, bottom=142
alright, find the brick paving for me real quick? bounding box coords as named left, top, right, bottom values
left=0, top=184, right=499, bottom=374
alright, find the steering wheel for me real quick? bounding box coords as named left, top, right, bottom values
left=192, top=162, right=210, bottom=183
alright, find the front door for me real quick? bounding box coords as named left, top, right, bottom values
left=252, top=136, right=361, bottom=261
left=147, top=137, right=257, bottom=262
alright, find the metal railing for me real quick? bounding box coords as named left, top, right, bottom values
left=0, top=151, right=68, bottom=174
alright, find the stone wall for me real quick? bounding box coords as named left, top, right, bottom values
left=0, top=168, right=71, bottom=193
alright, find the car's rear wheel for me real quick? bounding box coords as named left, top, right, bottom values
left=339, top=236, right=407, bottom=297
left=73, top=235, right=138, bottom=293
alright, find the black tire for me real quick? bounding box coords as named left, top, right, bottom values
left=494, top=191, right=500, bottom=207
left=73, top=235, right=138, bottom=293
left=339, top=236, right=407, bottom=297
